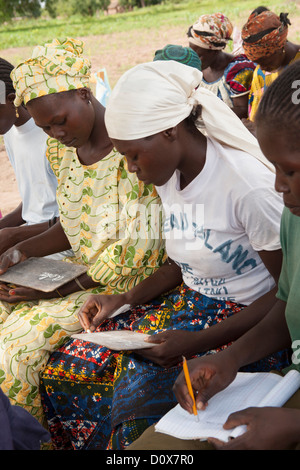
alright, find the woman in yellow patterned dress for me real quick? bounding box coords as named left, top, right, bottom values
left=0, top=38, right=165, bottom=422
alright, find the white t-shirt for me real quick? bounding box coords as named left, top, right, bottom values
left=156, top=138, right=283, bottom=306
left=4, top=118, right=59, bottom=225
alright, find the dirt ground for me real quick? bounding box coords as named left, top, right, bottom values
left=0, top=26, right=187, bottom=216
left=0, top=12, right=299, bottom=217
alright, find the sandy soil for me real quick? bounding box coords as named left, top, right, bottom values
left=0, top=11, right=299, bottom=218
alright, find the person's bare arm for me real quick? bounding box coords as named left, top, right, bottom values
left=0, top=220, right=71, bottom=276
left=0, top=219, right=55, bottom=255
left=231, top=94, right=249, bottom=119
left=136, top=250, right=284, bottom=367
left=0, top=202, right=24, bottom=228
left=173, top=297, right=290, bottom=414
left=78, top=259, right=183, bottom=331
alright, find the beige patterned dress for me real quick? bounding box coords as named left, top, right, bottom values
left=0, top=138, right=165, bottom=420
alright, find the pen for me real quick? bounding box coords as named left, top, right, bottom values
left=182, top=356, right=198, bottom=421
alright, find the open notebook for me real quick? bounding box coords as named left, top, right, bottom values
left=155, top=369, right=300, bottom=442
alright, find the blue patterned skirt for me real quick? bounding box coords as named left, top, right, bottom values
left=40, top=283, right=290, bottom=450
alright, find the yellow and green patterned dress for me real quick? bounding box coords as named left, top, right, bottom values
left=0, top=138, right=165, bottom=420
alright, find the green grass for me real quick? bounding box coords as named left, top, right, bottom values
left=0, top=0, right=299, bottom=50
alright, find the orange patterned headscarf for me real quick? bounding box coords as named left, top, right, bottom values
left=187, top=13, right=233, bottom=50
left=242, top=11, right=290, bottom=61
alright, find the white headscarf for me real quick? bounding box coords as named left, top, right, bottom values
left=105, top=61, right=274, bottom=172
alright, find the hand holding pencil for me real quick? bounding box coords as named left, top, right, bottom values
left=173, top=354, right=239, bottom=415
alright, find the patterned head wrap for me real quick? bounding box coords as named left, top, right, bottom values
left=187, top=13, right=233, bottom=50
left=153, top=44, right=202, bottom=70
left=105, top=61, right=274, bottom=172
left=11, top=37, right=91, bottom=108
left=242, top=11, right=290, bottom=61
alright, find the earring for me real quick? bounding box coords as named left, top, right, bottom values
left=15, top=107, right=19, bottom=118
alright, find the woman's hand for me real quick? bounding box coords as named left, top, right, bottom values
left=0, top=282, right=53, bottom=302
left=0, top=248, right=27, bottom=275
left=208, top=407, right=300, bottom=450
left=136, top=330, right=202, bottom=368
left=78, top=293, right=128, bottom=331
left=173, top=352, right=239, bottom=414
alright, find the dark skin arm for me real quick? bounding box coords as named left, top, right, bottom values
left=0, top=221, right=99, bottom=302
left=173, top=298, right=290, bottom=413
left=0, top=220, right=70, bottom=272
left=78, top=258, right=183, bottom=332
left=135, top=249, right=283, bottom=367
left=0, top=202, right=24, bottom=228
left=172, top=298, right=296, bottom=450
left=209, top=407, right=300, bottom=450
left=0, top=217, right=54, bottom=255
left=231, top=94, right=249, bottom=120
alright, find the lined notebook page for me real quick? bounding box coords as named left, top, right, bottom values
left=155, top=370, right=300, bottom=442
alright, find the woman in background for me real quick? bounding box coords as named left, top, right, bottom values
left=241, top=7, right=300, bottom=134
left=187, top=12, right=255, bottom=118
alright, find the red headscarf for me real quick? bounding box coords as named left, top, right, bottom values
left=242, top=11, right=290, bottom=61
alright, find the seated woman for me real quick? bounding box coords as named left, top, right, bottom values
left=130, top=60, right=300, bottom=451
left=0, top=38, right=165, bottom=422
left=40, top=60, right=290, bottom=450
left=241, top=7, right=300, bottom=134
left=187, top=12, right=256, bottom=118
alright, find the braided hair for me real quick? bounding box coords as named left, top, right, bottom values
left=0, top=57, right=15, bottom=97
left=255, top=59, right=300, bottom=150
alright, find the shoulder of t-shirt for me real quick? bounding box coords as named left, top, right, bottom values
left=209, top=137, right=275, bottom=186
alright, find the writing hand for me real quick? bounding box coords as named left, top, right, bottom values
left=173, top=353, right=238, bottom=414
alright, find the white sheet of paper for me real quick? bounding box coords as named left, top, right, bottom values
left=108, top=304, right=131, bottom=318
left=72, top=330, right=157, bottom=350
left=155, top=370, right=300, bottom=442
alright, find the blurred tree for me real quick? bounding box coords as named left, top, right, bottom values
left=16, top=0, right=41, bottom=17
left=0, top=0, right=15, bottom=22
left=119, top=0, right=162, bottom=10
left=44, top=0, right=111, bottom=17
left=0, top=0, right=41, bottom=21
left=45, top=0, right=58, bottom=18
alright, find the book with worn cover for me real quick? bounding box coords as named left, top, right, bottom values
left=0, top=257, right=87, bottom=292
left=155, top=369, right=300, bottom=442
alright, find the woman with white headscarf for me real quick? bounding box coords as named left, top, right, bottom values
left=40, top=60, right=289, bottom=450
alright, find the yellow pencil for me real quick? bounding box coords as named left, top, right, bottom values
left=182, top=356, right=198, bottom=421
